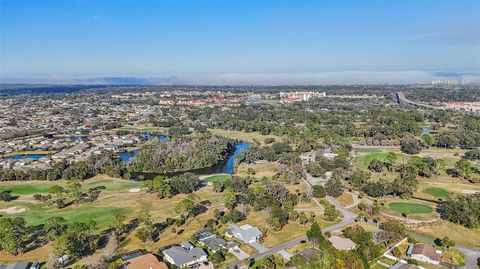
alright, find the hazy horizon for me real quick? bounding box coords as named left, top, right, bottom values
left=1, top=0, right=479, bottom=85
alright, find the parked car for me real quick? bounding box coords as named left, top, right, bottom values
left=29, top=262, right=40, bottom=269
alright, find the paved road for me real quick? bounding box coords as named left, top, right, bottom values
left=230, top=151, right=479, bottom=269
left=229, top=236, right=307, bottom=268
left=229, top=196, right=357, bottom=269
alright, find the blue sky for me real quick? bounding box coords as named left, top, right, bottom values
left=1, top=0, right=479, bottom=84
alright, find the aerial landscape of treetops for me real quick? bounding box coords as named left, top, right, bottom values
left=129, top=134, right=234, bottom=173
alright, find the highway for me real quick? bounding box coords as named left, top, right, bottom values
left=396, top=91, right=445, bottom=110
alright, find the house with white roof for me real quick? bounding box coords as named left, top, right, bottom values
left=226, top=224, right=263, bottom=244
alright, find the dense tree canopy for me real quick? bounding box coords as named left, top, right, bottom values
left=131, top=134, right=233, bottom=173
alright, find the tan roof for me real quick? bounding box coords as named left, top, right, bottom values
left=328, top=235, right=356, bottom=250
left=411, top=244, right=442, bottom=261
left=124, top=253, right=168, bottom=269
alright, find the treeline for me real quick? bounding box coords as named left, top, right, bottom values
left=405, top=87, right=480, bottom=103
left=438, top=193, right=480, bottom=228
left=130, top=134, right=233, bottom=173
left=0, top=216, right=98, bottom=259
left=143, top=173, right=200, bottom=199
left=0, top=151, right=127, bottom=182
left=172, top=101, right=480, bottom=148
left=236, top=142, right=293, bottom=163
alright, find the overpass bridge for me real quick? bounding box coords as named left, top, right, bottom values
left=396, top=92, right=445, bottom=110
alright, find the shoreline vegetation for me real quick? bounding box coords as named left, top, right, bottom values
left=129, top=134, right=235, bottom=174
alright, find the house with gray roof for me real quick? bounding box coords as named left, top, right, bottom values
left=226, top=224, right=262, bottom=244
left=162, top=244, right=207, bottom=268
left=196, top=230, right=239, bottom=253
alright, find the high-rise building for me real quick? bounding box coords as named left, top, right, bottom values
left=462, top=77, right=478, bottom=85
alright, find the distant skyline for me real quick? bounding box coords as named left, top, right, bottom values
left=1, top=0, right=479, bottom=85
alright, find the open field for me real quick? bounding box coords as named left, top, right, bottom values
left=203, top=174, right=231, bottom=183
left=415, top=175, right=480, bottom=199
left=113, top=125, right=168, bottom=134
left=355, top=148, right=393, bottom=166
left=0, top=176, right=143, bottom=195
left=236, top=162, right=278, bottom=179
left=0, top=175, right=224, bottom=229
left=208, top=128, right=282, bottom=145
left=1, top=150, right=56, bottom=157
left=335, top=192, right=354, bottom=207
left=413, top=220, right=480, bottom=248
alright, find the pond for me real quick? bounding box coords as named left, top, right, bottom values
left=140, top=133, right=169, bottom=140
left=4, top=154, right=47, bottom=161
left=120, top=141, right=251, bottom=175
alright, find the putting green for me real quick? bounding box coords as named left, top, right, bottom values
left=389, top=202, right=433, bottom=214
left=422, top=187, right=450, bottom=198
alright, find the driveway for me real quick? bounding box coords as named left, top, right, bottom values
left=278, top=250, right=294, bottom=261
left=229, top=247, right=250, bottom=260
left=249, top=241, right=269, bottom=253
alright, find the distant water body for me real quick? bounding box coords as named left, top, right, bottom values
left=4, top=154, right=47, bottom=161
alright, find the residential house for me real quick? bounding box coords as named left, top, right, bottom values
left=407, top=243, right=442, bottom=265
left=226, top=224, right=263, bottom=244
left=122, top=253, right=168, bottom=269
left=196, top=230, right=240, bottom=253
left=162, top=243, right=208, bottom=268
left=328, top=236, right=357, bottom=250
left=296, top=248, right=320, bottom=262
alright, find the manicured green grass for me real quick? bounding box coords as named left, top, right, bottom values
left=7, top=202, right=132, bottom=229
left=0, top=179, right=142, bottom=195
left=422, top=187, right=450, bottom=198
left=82, top=179, right=143, bottom=191
left=203, top=174, right=231, bottom=183
left=0, top=184, right=54, bottom=195
left=357, top=148, right=382, bottom=154
left=389, top=202, right=433, bottom=214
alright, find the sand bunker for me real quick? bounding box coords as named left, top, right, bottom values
left=0, top=206, right=26, bottom=214
left=462, top=190, right=480, bottom=194
left=129, top=188, right=141, bottom=193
